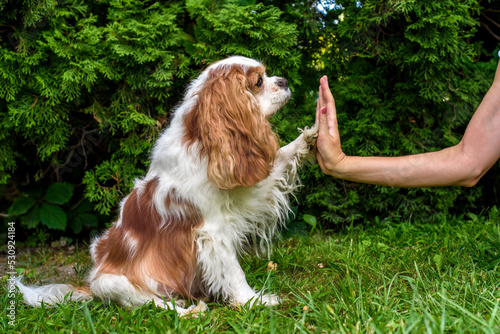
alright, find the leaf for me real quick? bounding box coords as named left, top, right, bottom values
left=44, top=182, right=74, bottom=205
left=79, top=213, right=99, bottom=227
left=69, top=213, right=98, bottom=234
left=433, top=254, right=443, bottom=272
left=281, top=220, right=307, bottom=238
left=68, top=217, right=83, bottom=234
left=20, top=205, right=41, bottom=229
left=303, top=214, right=317, bottom=230
left=8, top=197, right=36, bottom=216
left=74, top=199, right=94, bottom=213
left=377, top=242, right=389, bottom=251
left=40, top=203, right=67, bottom=230
left=15, top=268, right=26, bottom=276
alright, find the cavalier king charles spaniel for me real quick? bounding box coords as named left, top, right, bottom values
left=17, top=56, right=318, bottom=315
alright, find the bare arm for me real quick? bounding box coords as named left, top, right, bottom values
left=316, top=62, right=500, bottom=187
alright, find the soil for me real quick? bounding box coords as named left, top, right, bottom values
left=1, top=244, right=92, bottom=286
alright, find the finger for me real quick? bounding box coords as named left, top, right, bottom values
left=317, top=83, right=324, bottom=124
left=319, top=76, right=327, bottom=105
left=318, top=106, right=329, bottom=139
left=319, top=76, right=326, bottom=107
left=320, top=76, right=338, bottom=137
left=316, top=86, right=321, bottom=124
left=320, top=76, right=334, bottom=109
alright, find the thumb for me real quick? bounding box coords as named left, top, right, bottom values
left=318, top=76, right=338, bottom=138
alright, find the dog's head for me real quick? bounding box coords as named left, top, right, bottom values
left=183, top=57, right=290, bottom=190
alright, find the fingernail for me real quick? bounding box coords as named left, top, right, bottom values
left=321, top=107, right=327, bottom=114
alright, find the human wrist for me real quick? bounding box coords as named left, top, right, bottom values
left=324, top=154, right=350, bottom=178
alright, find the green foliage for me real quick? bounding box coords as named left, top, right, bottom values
left=298, top=0, right=498, bottom=224
left=44, top=182, right=74, bottom=205
left=6, top=182, right=99, bottom=234
left=0, top=0, right=301, bottom=236
left=1, top=0, right=499, bottom=238
left=302, top=214, right=318, bottom=232
left=5, top=210, right=500, bottom=332
left=9, top=183, right=71, bottom=229
left=186, top=0, right=301, bottom=76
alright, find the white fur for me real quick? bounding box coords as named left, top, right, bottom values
left=15, top=277, right=91, bottom=306
left=16, top=56, right=317, bottom=313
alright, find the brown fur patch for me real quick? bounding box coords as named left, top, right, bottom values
left=183, top=64, right=279, bottom=190
left=246, top=65, right=265, bottom=92
left=93, top=178, right=203, bottom=298
left=74, top=285, right=92, bottom=296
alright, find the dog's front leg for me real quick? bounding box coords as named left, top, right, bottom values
left=226, top=252, right=280, bottom=307
left=196, top=233, right=280, bottom=307
left=271, top=123, right=318, bottom=179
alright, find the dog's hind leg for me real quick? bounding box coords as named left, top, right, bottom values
left=90, top=273, right=206, bottom=316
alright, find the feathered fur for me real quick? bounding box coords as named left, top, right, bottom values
left=16, top=56, right=318, bottom=315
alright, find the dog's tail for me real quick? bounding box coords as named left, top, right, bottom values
left=16, top=276, right=92, bottom=306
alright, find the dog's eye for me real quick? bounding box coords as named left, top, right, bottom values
left=256, top=77, right=263, bottom=87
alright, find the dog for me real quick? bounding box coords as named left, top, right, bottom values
left=17, top=56, right=318, bottom=315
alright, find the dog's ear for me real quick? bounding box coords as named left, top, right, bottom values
left=183, top=66, right=279, bottom=190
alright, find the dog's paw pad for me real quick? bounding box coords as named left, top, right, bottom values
left=181, top=301, right=209, bottom=318
left=260, top=293, right=281, bottom=306
left=298, top=124, right=318, bottom=148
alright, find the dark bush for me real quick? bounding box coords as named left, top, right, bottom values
left=1, top=0, right=499, bottom=242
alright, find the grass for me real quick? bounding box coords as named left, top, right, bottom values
left=2, top=208, right=500, bottom=333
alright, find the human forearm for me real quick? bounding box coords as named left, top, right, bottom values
left=324, top=145, right=475, bottom=187
left=316, top=66, right=500, bottom=188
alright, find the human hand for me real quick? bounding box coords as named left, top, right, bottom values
left=315, top=76, right=347, bottom=176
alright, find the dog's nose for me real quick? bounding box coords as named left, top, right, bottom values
left=277, top=78, right=288, bottom=88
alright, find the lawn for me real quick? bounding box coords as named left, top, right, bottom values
left=2, top=208, right=500, bottom=333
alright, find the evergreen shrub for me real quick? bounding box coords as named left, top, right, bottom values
left=297, top=0, right=498, bottom=224
left=1, top=0, right=498, bottom=241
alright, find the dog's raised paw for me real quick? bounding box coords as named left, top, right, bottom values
left=298, top=123, right=319, bottom=148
